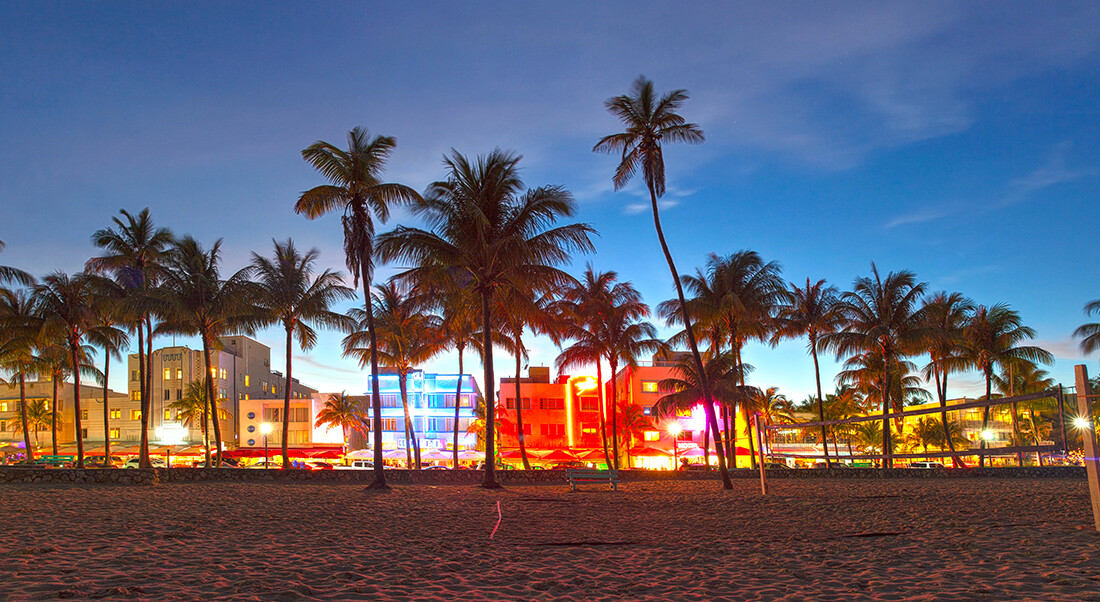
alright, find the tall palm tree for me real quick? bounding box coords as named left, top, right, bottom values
left=595, top=77, right=733, bottom=489
left=377, top=149, right=595, bottom=488
left=919, top=292, right=974, bottom=467
left=34, top=272, right=116, bottom=467
left=36, top=343, right=70, bottom=457
left=157, top=237, right=258, bottom=467
left=825, top=264, right=927, bottom=468
left=295, top=127, right=421, bottom=489
left=436, top=280, right=481, bottom=468
left=344, top=281, right=445, bottom=469
left=248, top=239, right=355, bottom=468
left=0, top=288, right=42, bottom=460
left=994, top=360, right=1056, bottom=466
left=0, top=240, right=34, bottom=287
left=963, top=304, right=1053, bottom=467
left=499, top=289, right=559, bottom=471
left=314, top=391, right=368, bottom=458
left=1074, top=299, right=1100, bottom=355
left=86, top=277, right=130, bottom=461
left=87, top=208, right=173, bottom=468
left=774, top=278, right=843, bottom=467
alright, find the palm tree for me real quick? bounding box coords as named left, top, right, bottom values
left=654, top=352, right=742, bottom=470
left=167, top=379, right=228, bottom=450
left=595, top=77, right=732, bottom=489
left=249, top=239, right=355, bottom=468
left=1075, top=300, right=1100, bottom=355
left=314, top=391, right=368, bottom=458
left=775, top=278, right=843, bottom=467
left=157, top=237, right=258, bottom=467
left=920, top=292, right=974, bottom=467
left=906, top=417, right=942, bottom=457
left=616, top=401, right=653, bottom=466
left=344, top=281, right=444, bottom=469
left=851, top=420, right=885, bottom=462
left=36, top=343, right=70, bottom=457
left=0, top=240, right=33, bottom=287
left=86, top=277, right=130, bottom=462
left=0, top=288, right=42, bottom=460
left=377, top=149, right=595, bottom=488
left=994, top=359, right=1057, bottom=466
left=35, top=272, right=115, bottom=467
left=436, top=280, right=481, bottom=467
left=295, top=127, right=421, bottom=489
left=6, top=398, right=53, bottom=448
left=962, top=304, right=1053, bottom=467
left=87, top=208, right=173, bottom=467
left=822, top=386, right=864, bottom=457
left=825, top=264, right=927, bottom=468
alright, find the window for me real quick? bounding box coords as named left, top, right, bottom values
left=539, top=398, right=565, bottom=410
left=109, top=428, right=120, bottom=439
left=81, top=428, right=88, bottom=439
left=441, top=394, right=473, bottom=408
left=288, top=407, right=309, bottom=422
left=164, top=369, right=171, bottom=380
left=505, top=398, right=531, bottom=410
left=381, top=418, right=399, bottom=431
left=164, top=390, right=171, bottom=401
left=110, top=409, right=121, bottom=420
left=244, top=375, right=250, bottom=387
left=262, top=381, right=268, bottom=393
left=242, top=394, right=249, bottom=400
left=131, top=410, right=142, bottom=421
left=0, top=422, right=6, bottom=431
left=539, top=423, right=565, bottom=437
left=131, top=370, right=137, bottom=381
left=581, top=425, right=598, bottom=435
left=676, top=430, right=693, bottom=442
left=164, top=409, right=171, bottom=420
left=380, top=394, right=399, bottom=408
left=287, top=430, right=310, bottom=445
left=219, top=388, right=227, bottom=399
left=0, top=402, right=8, bottom=412
left=220, top=368, right=227, bottom=380
left=429, top=417, right=455, bottom=432
left=130, top=391, right=140, bottom=401
left=81, top=409, right=88, bottom=420
left=176, top=369, right=182, bottom=380
left=263, top=408, right=282, bottom=423
left=641, top=380, right=659, bottom=393
left=176, top=389, right=181, bottom=400
left=579, top=397, right=599, bottom=412
left=643, top=431, right=660, bottom=442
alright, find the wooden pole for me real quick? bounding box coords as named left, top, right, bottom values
left=1073, top=365, right=1100, bottom=532
left=754, top=414, right=768, bottom=495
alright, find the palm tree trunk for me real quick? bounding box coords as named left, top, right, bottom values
left=202, top=334, right=223, bottom=466
left=812, top=342, right=830, bottom=468
left=934, top=360, right=963, bottom=467
left=399, top=369, right=414, bottom=468
left=610, top=358, right=621, bottom=470
left=514, top=328, right=531, bottom=470
left=281, top=326, right=293, bottom=469
left=137, top=321, right=149, bottom=468
left=645, top=182, right=731, bottom=489
left=70, top=340, right=85, bottom=467
left=145, top=315, right=154, bottom=459
left=980, top=372, right=991, bottom=468
left=361, top=274, right=387, bottom=488
left=1008, top=370, right=1024, bottom=466
left=201, top=389, right=210, bottom=465
left=736, top=344, right=756, bottom=470
left=702, top=410, right=710, bottom=469
left=103, top=352, right=111, bottom=461
left=19, top=374, right=33, bottom=461
left=480, top=288, right=500, bottom=488
left=452, top=346, right=464, bottom=468
left=596, top=362, right=612, bottom=468
left=51, top=376, right=59, bottom=457
left=881, top=370, right=892, bottom=469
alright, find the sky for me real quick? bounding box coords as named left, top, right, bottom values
left=2, top=2, right=1099, bottom=402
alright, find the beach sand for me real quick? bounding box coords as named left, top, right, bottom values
left=1, top=477, right=1098, bottom=600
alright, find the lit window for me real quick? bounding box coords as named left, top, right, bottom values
left=176, top=369, right=182, bottom=379
left=220, top=368, right=227, bottom=380
left=163, top=369, right=171, bottom=380
left=0, top=402, right=7, bottom=412
left=131, top=410, right=142, bottom=421
left=643, top=431, right=659, bottom=441
left=81, top=410, right=88, bottom=420
left=109, top=428, right=120, bottom=439
left=244, top=375, right=250, bottom=387
left=110, top=409, right=121, bottom=420
left=130, top=391, right=140, bottom=401
left=641, top=381, right=659, bottom=393
left=164, top=409, right=171, bottom=420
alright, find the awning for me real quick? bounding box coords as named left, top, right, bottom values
left=537, top=449, right=578, bottom=462
left=628, top=446, right=672, bottom=457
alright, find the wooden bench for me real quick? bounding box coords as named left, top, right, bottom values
left=565, top=469, right=619, bottom=491
left=34, top=455, right=74, bottom=467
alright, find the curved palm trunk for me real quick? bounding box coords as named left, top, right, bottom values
left=281, top=326, right=293, bottom=469
left=452, top=346, right=464, bottom=468
left=51, top=376, right=59, bottom=457
left=646, top=181, right=731, bottom=489
left=137, top=321, right=150, bottom=468
left=932, top=358, right=964, bottom=468
left=513, top=329, right=531, bottom=470
left=811, top=341, right=830, bottom=468
left=70, top=340, right=85, bottom=467
left=102, top=353, right=111, bottom=461
left=609, top=358, right=621, bottom=469
left=201, top=390, right=210, bottom=465
left=596, top=362, right=612, bottom=469
left=201, top=334, right=223, bottom=466
left=398, top=368, right=413, bottom=468
left=362, top=285, right=387, bottom=487
left=480, top=289, right=500, bottom=488
left=736, top=345, right=757, bottom=471
left=19, top=374, right=33, bottom=461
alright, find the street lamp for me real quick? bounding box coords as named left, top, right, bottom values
left=668, top=422, right=682, bottom=469
left=1073, top=416, right=1092, bottom=431
left=260, top=423, right=272, bottom=468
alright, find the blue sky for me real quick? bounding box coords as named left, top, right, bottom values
left=2, top=2, right=1098, bottom=401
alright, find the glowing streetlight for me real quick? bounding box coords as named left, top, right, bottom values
left=1074, top=416, right=1092, bottom=431
left=981, top=429, right=995, bottom=442
left=260, top=423, right=272, bottom=468
left=668, top=422, right=682, bottom=469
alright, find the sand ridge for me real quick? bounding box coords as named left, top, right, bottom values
left=1, top=478, right=1099, bottom=600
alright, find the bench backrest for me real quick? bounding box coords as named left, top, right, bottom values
left=566, top=469, right=618, bottom=478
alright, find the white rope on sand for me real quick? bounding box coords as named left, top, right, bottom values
left=490, top=501, right=502, bottom=540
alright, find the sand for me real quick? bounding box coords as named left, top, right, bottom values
left=1, top=478, right=1098, bottom=601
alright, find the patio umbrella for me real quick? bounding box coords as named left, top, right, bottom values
left=346, top=449, right=373, bottom=459
left=381, top=449, right=406, bottom=459
left=628, top=446, right=672, bottom=457
left=679, top=447, right=705, bottom=457
left=498, top=449, right=526, bottom=459
left=457, top=449, right=482, bottom=460
left=574, top=449, right=605, bottom=461
left=420, top=449, right=451, bottom=461
left=538, top=449, right=578, bottom=462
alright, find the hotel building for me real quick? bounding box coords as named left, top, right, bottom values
left=0, top=378, right=131, bottom=448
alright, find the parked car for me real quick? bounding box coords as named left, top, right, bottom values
left=303, top=461, right=334, bottom=470
left=123, top=457, right=167, bottom=469
left=908, top=461, right=945, bottom=469
left=335, top=460, right=374, bottom=470
left=422, top=465, right=449, bottom=470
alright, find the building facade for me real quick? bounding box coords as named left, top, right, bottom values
left=0, top=377, right=131, bottom=448
left=128, top=335, right=317, bottom=446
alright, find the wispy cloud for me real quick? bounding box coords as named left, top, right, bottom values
left=623, top=199, right=679, bottom=215
left=884, top=205, right=955, bottom=229
left=999, top=141, right=1096, bottom=207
